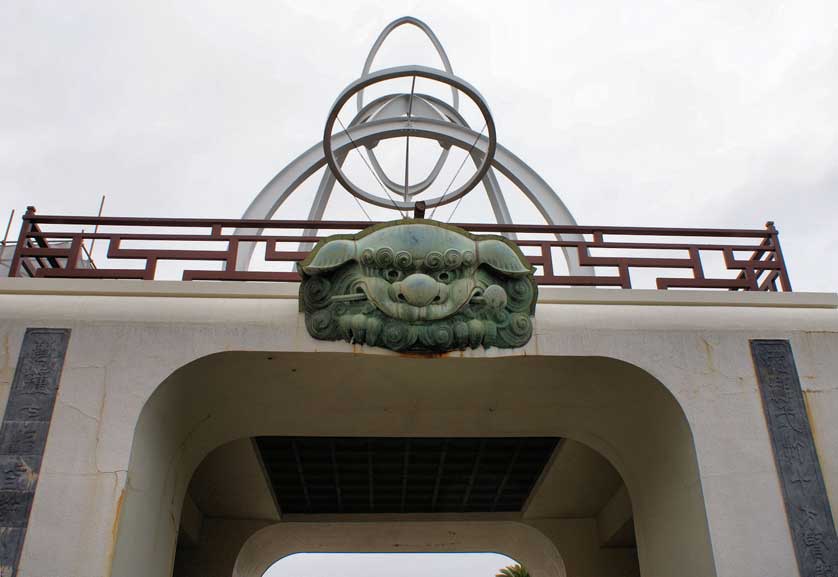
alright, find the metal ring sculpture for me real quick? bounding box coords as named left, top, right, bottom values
left=358, top=17, right=458, bottom=199
left=235, top=16, right=594, bottom=276
left=323, top=65, right=497, bottom=211
left=357, top=16, right=458, bottom=112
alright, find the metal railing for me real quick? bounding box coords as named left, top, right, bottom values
left=7, top=207, right=792, bottom=291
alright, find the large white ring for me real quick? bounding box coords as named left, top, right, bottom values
left=323, top=65, right=497, bottom=211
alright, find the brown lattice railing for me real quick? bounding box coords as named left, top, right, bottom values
left=6, top=207, right=792, bottom=290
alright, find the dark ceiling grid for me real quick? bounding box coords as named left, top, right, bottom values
left=254, top=436, right=559, bottom=515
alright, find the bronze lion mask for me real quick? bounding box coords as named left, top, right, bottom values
left=299, top=220, right=537, bottom=352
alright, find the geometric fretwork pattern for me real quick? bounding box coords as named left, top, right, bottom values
left=254, top=437, right=559, bottom=515
left=11, top=210, right=791, bottom=292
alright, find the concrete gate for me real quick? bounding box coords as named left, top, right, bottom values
left=2, top=16, right=836, bottom=577
left=2, top=284, right=835, bottom=576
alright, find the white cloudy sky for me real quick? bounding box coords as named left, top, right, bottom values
left=263, top=553, right=517, bottom=577
left=2, top=1, right=837, bottom=290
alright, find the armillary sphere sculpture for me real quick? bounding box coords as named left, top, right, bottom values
left=236, top=16, right=592, bottom=352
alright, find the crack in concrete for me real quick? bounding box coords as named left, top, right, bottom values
left=37, top=469, right=127, bottom=478
left=61, top=401, right=100, bottom=423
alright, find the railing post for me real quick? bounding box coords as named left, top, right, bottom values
left=7, top=206, right=35, bottom=278
left=766, top=221, right=792, bottom=292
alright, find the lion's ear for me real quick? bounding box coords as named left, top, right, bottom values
left=477, top=239, right=533, bottom=277
left=300, top=239, right=356, bottom=274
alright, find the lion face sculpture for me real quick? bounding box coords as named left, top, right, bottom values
left=299, top=220, right=537, bottom=352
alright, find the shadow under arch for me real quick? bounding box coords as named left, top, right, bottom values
left=111, top=352, right=717, bottom=577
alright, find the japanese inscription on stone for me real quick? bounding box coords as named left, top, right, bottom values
left=751, top=339, right=838, bottom=577
left=0, top=329, right=70, bottom=577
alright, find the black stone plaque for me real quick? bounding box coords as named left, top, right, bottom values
left=751, top=339, right=838, bottom=577
left=0, top=329, right=70, bottom=577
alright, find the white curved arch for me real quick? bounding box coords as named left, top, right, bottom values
left=364, top=94, right=451, bottom=197
left=358, top=16, right=458, bottom=112
left=300, top=92, right=515, bottom=247
left=358, top=17, right=459, bottom=198
left=237, top=15, right=593, bottom=276
left=235, top=118, right=592, bottom=274
left=324, top=65, right=497, bottom=210
left=232, top=521, right=566, bottom=577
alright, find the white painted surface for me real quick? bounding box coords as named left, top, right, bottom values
left=0, top=279, right=834, bottom=577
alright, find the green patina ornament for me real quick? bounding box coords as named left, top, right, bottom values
left=299, top=219, right=537, bottom=353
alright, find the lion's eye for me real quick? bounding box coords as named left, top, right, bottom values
left=435, top=271, right=453, bottom=283
left=385, top=269, right=403, bottom=282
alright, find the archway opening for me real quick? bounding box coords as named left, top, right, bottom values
left=263, top=552, right=520, bottom=577
left=114, top=352, right=714, bottom=577
left=173, top=434, right=637, bottom=577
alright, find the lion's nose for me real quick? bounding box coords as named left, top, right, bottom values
left=397, top=273, right=440, bottom=307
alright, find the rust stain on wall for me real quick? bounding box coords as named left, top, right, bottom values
left=105, top=486, right=126, bottom=577
left=803, top=390, right=820, bottom=448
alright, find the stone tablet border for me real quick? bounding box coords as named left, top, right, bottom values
left=0, top=328, right=70, bottom=577
left=751, top=339, right=838, bottom=577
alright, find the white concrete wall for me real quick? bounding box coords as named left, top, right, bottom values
left=0, top=279, right=835, bottom=577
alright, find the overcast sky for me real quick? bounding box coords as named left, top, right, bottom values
left=2, top=1, right=836, bottom=290
left=263, top=553, right=517, bottom=577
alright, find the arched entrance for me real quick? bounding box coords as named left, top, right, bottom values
left=232, top=523, right=563, bottom=577
left=261, top=552, right=523, bottom=577
left=110, top=352, right=715, bottom=577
